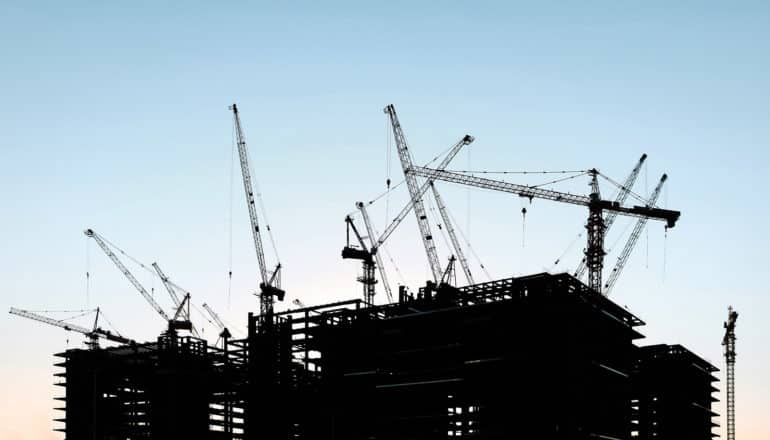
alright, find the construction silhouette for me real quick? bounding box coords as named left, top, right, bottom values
left=9, top=104, right=722, bottom=439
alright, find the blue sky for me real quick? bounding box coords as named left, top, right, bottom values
left=1, top=1, right=768, bottom=438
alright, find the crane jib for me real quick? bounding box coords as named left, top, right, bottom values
left=414, top=166, right=680, bottom=227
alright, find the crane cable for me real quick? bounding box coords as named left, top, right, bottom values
left=444, top=200, right=492, bottom=281
left=597, top=172, right=650, bottom=205
left=348, top=140, right=466, bottom=218
left=521, top=203, right=527, bottom=248
left=445, top=169, right=588, bottom=175
left=58, top=309, right=96, bottom=324
left=427, top=194, right=454, bottom=258
left=645, top=161, right=649, bottom=269
left=362, top=211, right=406, bottom=285
left=466, top=147, right=471, bottom=249
left=385, top=116, right=392, bottom=225
left=235, top=116, right=282, bottom=268
left=96, top=233, right=193, bottom=299
left=27, top=308, right=94, bottom=314
left=227, top=124, right=236, bottom=308
left=380, top=245, right=407, bottom=285
left=191, top=302, right=244, bottom=338
left=606, top=217, right=636, bottom=255
left=85, top=237, right=91, bottom=306
left=663, top=183, right=669, bottom=280
left=98, top=309, right=125, bottom=338
left=529, top=171, right=590, bottom=189
left=549, top=232, right=583, bottom=271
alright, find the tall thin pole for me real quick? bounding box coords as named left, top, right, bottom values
left=723, top=306, right=738, bottom=440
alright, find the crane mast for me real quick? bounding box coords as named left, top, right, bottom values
left=585, top=169, right=606, bottom=293
left=411, top=166, right=680, bottom=293
left=384, top=104, right=443, bottom=282
left=230, top=104, right=285, bottom=318
left=602, top=174, right=667, bottom=295
left=357, top=202, right=393, bottom=303
left=84, top=229, right=170, bottom=322
left=430, top=183, right=474, bottom=285
left=723, top=306, right=738, bottom=440
left=9, top=307, right=132, bottom=347
left=575, top=154, right=647, bottom=280
left=342, top=215, right=385, bottom=304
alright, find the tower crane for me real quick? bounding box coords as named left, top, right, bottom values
left=151, top=262, right=200, bottom=336
left=430, top=183, right=474, bottom=285
left=342, top=214, right=387, bottom=304
left=602, top=174, right=667, bottom=296
left=574, top=154, right=647, bottom=280
left=202, top=303, right=232, bottom=340
left=342, top=132, right=473, bottom=302
left=723, top=306, right=738, bottom=440
left=411, top=166, right=680, bottom=293
left=384, top=104, right=444, bottom=282
left=84, top=229, right=192, bottom=332
left=440, top=255, right=457, bottom=286
left=230, top=104, right=285, bottom=318
left=357, top=202, right=393, bottom=303
left=9, top=307, right=133, bottom=348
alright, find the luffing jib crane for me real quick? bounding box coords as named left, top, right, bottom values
left=602, top=174, right=667, bottom=296
left=202, top=303, right=232, bottom=340
left=152, top=262, right=199, bottom=335
left=85, top=229, right=169, bottom=321
left=384, top=104, right=444, bottom=283
left=342, top=214, right=387, bottom=304
left=343, top=132, right=473, bottom=303
left=723, top=306, right=738, bottom=440
left=230, top=104, right=285, bottom=318
left=575, top=153, right=647, bottom=280
left=84, top=229, right=191, bottom=332
left=9, top=307, right=133, bottom=348
left=440, top=255, right=457, bottom=286
left=411, top=166, right=680, bottom=294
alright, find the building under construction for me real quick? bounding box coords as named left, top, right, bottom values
left=30, top=103, right=720, bottom=439
left=52, top=272, right=719, bottom=439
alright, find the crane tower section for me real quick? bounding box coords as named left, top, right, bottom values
left=230, top=104, right=285, bottom=318
left=723, top=306, right=738, bottom=440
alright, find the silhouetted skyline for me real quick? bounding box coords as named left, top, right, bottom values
left=1, top=2, right=768, bottom=439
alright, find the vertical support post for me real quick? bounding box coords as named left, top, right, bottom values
left=585, top=199, right=606, bottom=294
left=363, top=259, right=376, bottom=305
left=723, top=306, right=738, bottom=440
left=585, top=169, right=605, bottom=293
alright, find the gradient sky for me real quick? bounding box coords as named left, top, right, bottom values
left=1, top=1, right=768, bottom=438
